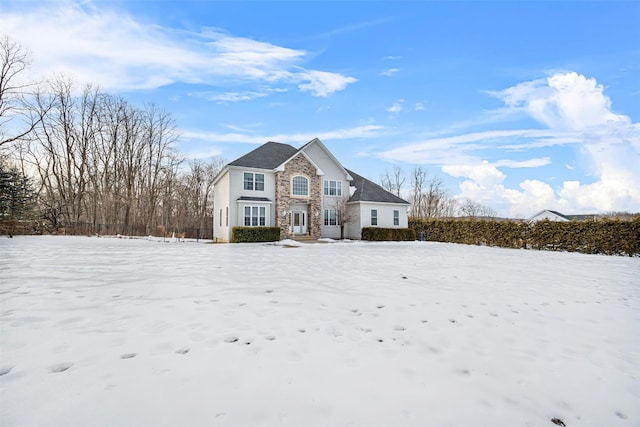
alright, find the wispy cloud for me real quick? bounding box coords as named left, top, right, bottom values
left=190, top=88, right=288, bottom=103
left=0, top=1, right=357, bottom=96
left=181, top=124, right=385, bottom=145
left=379, top=72, right=640, bottom=216
left=380, top=68, right=400, bottom=76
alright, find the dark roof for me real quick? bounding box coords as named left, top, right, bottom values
left=237, top=196, right=272, bottom=202
left=228, top=141, right=298, bottom=169
left=346, top=169, right=409, bottom=205
left=547, top=210, right=569, bottom=219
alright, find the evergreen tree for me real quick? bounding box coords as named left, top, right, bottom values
left=0, top=164, right=37, bottom=235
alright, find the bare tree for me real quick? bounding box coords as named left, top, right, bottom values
left=326, top=195, right=358, bottom=239
left=458, top=198, right=497, bottom=218
left=380, top=166, right=406, bottom=198
left=0, top=35, right=41, bottom=147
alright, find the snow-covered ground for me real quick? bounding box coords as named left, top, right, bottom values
left=1, top=236, right=638, bottom=427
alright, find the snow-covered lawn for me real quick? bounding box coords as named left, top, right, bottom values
left=1, top=236, right=638, bottom=427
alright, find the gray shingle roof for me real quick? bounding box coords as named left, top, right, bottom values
left=226, top=141, right=409, bottom=205
left=228, top=141, right=298, bottom=169
left=346, top=169, right=409, bottom=204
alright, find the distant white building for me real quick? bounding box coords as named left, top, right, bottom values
left=529, top=210, right=599, bottom=222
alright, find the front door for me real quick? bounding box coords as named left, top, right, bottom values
left=291, top=209, right=307, bottom=235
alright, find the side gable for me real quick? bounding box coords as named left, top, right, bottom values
left=346, top=169, right=409, bottom=204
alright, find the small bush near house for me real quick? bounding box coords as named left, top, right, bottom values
left=361, top=227, right=416, bottom=241
left=232, top=226, right=281, bottom=243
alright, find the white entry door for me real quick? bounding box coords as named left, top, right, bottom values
left=291, top=209, right=307, bottom=235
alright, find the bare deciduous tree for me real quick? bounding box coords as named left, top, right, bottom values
left=458, top=198, right=497, bottom=218
left=0, top=35, right=41, bottom=147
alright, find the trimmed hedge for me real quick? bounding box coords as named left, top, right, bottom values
left=408, top=217, right=640, bottom=256
left=361, top=227, right=416, bottom=241
left=232, top=226, right=281, bottom=243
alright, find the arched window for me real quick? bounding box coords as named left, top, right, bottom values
left=291, top=175, right=309, bottom=196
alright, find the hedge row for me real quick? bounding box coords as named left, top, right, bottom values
left=361, top=227, right=416, bottom=241
left=408, top=217, right=640, bottom=256
left=232, top=226, right=281, bottom=243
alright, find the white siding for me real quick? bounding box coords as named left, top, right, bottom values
left=213, top=170, right=231, bottom=242
left=214, top=167, right=276, bottom=242
left=346, top=202, right=409, bottom=240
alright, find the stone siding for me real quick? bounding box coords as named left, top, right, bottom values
left=275, top=154, right=322, bottom=239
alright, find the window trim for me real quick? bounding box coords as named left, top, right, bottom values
left=323, top=180, right=342, bottom=197
left=243, top=172, right=265, bottom=191
left=323, top=208, right=338, bottom=226
left=291, top=175, right=309, bottom=197
left=393, top=209, right=399, bottom=226
left=243, top=205, right=267, bottom=227
left=371, top=209, right=378, bottom=226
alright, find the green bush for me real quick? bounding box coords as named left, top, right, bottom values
left=232, top=226, right=281, bottom=243
left=408, top=217, right=640, bottom=256
left=361, top=227, right=416, bottom=241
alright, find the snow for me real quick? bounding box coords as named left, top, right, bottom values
left=1, top=236, right=638, bottom=427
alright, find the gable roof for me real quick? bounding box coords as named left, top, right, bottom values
left=228, top=141, right=298, bottom=169
left=347, top=169, right=409, bottom=205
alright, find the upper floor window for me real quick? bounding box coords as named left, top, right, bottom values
left=323, top=180, right=342, bottom=196
left=393, top=210, right=399, bottom=226
left=244, top=172, right=264, bottom=191
left=292, top=175, right=308, bottom=196
left=371, top=209, right=378, bottom=226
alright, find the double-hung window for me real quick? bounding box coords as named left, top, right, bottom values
left=371, top=209, right=378, bottom=226
left=292, top=176, right=308, bottom=196
left=323, top=180, right=342, bottom=196
left=324, top=209, right=338, bottom=226
left=244, top=172, right=265, bottom=191
left=244, top=206, right=266, bottom=226
left=393, top=210, right=399, bottom=226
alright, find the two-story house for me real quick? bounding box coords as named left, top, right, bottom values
left=212, top=138, right=409, bottom=242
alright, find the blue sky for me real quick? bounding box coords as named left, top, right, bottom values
left=2, top=0, right=639, bottom=217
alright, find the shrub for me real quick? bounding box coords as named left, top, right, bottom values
left=408, top=217, right=640, bottom=256
left=232, top=226, right=281, bottom=243
left=361, top=227, right=416, bottom=241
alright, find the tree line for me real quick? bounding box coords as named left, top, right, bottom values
left=379, top=165, right=497, bottom=219
left=1, top=36, right=224, bottom=238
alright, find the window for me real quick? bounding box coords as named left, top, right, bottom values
left=225, top=207, right=229, bottom=227
left=393, top=210, right=399, bottom=226
left=371, top=209, right=378, bottom=226
left=219, top=209, right=223, bottom=227
left=324, top=209, right=338, bottom=226
left=292, top=176, right=308, bottom=196
left=243, top=206, right=266, bottom=226
left=323, top=180, right=342, bottom=196
left=243, top=172, right=265, bottom=191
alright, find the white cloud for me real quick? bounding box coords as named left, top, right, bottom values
left=190, top=88, right=288, bottom=103
left=378, top=72, right=640, bottom=216
left=181, top=124, right=384, bottom=146
left=0, top=1, right=356, bottom=96
left=414, top=103, right=425, bottom=111
left=296, top=70, right=357, bottom=97
left=496, top=72, right=629, bottom=130
left=386, top=100, right=404, bottom=117
left=380, top=68, right=400, bottom=76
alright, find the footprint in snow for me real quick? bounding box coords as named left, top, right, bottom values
left=616, top=411, right=628, bottom=420
left=49, top=363, right=73, bottom=373
left=377, top=305, right=385, bottom=309
left=175, top=347, right=190, bottom=355
left=550, top=418, right=566, bottom=426
left=265, top=336, right=276, bottom=341
left=120, top=353, right=136, bottom=359
left=0, top=367, right=13, bottom=376
left=298, top=329, right=306, bottom=333
left=490, top=313, right=499, bottom=317
left=224, top=337, right=239, bottom=343
left=394, top=325, right=406, bottom=331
